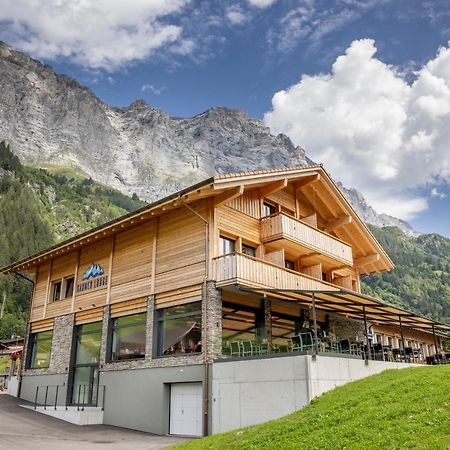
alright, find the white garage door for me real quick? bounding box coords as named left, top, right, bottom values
left=170, top=383, right=203, bottom=436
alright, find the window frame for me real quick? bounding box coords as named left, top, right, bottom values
left=262, top=201, right=277, bottom=217
left=63, top=276, right=75, bottom=299
left=51, top=280, right=62, bottom=302
left=27, top=331, right=53, bottom=369
left=108, top=312, right=147, bottom=362
left=219, top=235, right=236, bottom=256
left=156, top=302, right=202, bottom=357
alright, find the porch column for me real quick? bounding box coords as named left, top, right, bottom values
left=363, top=306, right=371, bottom=361
left=263, top=297, right=272, bottom=352
left=399, top=315, right=406, bottom=362
left=432, top=324, right=439, bottom=355
left=311, top=292, right=319, bottom=355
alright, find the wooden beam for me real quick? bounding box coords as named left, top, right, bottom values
left=299, top=252, right=321, bottom=265
left=213, top=185, right=244, bottom=207
left=354, top=253, right=380, bottom=267
left=258, top=179, right=287, bottom=198
left=293, top=174, right=320, bottom=190
left=324, top=215, right=352, bottom=232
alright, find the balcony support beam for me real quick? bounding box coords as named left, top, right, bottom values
left=258, top=178, right=288, bottom=198
left=354, top=253, right=380, bottom=267
left=293, top=174, right=320, bottom=190
left=324, top=215, right=352, bottom=232
left=213, top=185, right=244, bottom=207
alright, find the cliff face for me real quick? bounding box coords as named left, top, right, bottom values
left=0, top=41, right=307, bottom=201
left=0, top=40, right=418, bottom=234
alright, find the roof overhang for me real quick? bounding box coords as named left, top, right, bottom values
left=235, top=286, right=450, bottom=334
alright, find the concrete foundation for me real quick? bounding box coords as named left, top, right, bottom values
left=211, top=353, right=418, bottom=434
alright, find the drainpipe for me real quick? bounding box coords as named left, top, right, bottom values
left=12, top=272, right=36, bottom=398
left=182, top=201, right=210, bottom=436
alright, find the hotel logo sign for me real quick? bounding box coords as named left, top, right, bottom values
left=76, top=263, right=108, bottom=293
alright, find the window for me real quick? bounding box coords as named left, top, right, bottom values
left=219, top=236, right=235, bottom=256
left=64, top=277, right=75, bottom=299
left=242, top=244, right=256, bottom=257
left=262, top=202, right=276, bottom=217
left=75, top=322, right=103, bottom=365
left=28, top=331, right=53, bottom=368
left=285, top=260, right=295, bottom=270
left=157, top=302, right=202, bottom=356
left=52, top=281, right=62, bottom=302
left=110, top=313, right=146, bottom=361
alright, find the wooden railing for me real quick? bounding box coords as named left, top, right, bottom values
left=213, top=253, right=339, bottom=291
left=261, top=213, right=353, bottom=265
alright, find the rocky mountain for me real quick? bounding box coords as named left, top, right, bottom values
left=0, top=40, right=418, bottom=234
left=0, top=41, right=307, bottom=202
left=337, top=183, right=418, bottom=236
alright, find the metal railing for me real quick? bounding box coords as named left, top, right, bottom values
left=33, top=384, right=106, bottom=411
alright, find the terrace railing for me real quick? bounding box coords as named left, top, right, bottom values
left=261, top=213, right=353, bottom=265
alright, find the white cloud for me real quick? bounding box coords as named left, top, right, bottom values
left=141, top=84, right=165, bottom=96
left=0, top=0, right=190, bottom=71
left=431, top=187, right=447, bottom=199
left=226, top=6, right=248, bottom=25
left=248, top=0, right=277, bottom=8
left=264, top=39, right=450, bottom=220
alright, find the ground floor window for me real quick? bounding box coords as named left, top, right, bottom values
left=28, top=331, right=53, bottom=368
left=157, top=302, right=202, bottom=356
left=110, top=313, right=146, bottom=361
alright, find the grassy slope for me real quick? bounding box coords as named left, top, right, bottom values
left=176, top=366, right=450, bottom=450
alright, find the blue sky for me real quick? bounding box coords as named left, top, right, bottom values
left=1, top=0, right=450, bottom=236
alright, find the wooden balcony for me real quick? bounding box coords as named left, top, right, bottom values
left=261, top=213, right=353, bottom=266
left=213, top=253, right=338, bottom=291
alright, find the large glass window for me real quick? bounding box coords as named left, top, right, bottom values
left=110, top=313, right=146, bottom=361
left=157, top=302, right=202, bottom=356
left=29, top=331, right=53, bottom=368
left=75, top=322, right=102, bottom=365
left=219, top=236, right=235, bottom=256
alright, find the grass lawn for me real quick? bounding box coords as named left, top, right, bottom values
left=174, top=366, right=450, bottom=450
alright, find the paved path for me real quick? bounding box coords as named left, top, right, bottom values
left=0, top=393, right=189, bottom=450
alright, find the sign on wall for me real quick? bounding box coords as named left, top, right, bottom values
left=76, top=262, right=108, bottom=293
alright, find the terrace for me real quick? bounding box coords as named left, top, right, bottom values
left=212, top=253, right=450, bottom=365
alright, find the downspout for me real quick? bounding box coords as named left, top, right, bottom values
left=182, top=201, right=210, bottom=436
left=12, top=271, right=36, bottom=398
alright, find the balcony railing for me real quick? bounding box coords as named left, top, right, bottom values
left=261, top=213, right=353, bottom=265
left=213, top=253, right=338, bottom=291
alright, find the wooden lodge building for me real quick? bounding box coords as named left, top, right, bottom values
left=1, top=164, right=449, bottom=436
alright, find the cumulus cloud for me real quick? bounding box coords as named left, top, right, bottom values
left=226, top=6, right=248, bottom=25
left=0, top=0, right=190, bottom=71
left=264, top=39, right=450, bottom=220
left=141, top=84, right=165, bottom=96
left=248, top=0, right=277, bottom=8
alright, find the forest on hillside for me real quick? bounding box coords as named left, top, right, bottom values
left=0, top=141, right=145, bottom=338
left=0, top=141, right=449, bottom=339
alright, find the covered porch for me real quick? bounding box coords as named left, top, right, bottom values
left=217, top=284, right=450, bottom=365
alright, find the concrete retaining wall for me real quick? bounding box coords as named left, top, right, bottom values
left=211, top=354, right=418, bottom=434
left=20, top=373, right=69, bottom=406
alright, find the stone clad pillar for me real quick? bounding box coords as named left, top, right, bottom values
left=205, top=281, right=222, bottom=361
left=263, top=298, right=272, bottom=352
left=50, top=313, right=75, bottom=373
left=146, top=295, right=155, bottom=359
left=99, top=305, right=110, bottom=366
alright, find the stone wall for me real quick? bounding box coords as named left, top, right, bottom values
left=328, top=315, right=365, bottom=341
left=205, top=281, right=222, bottom=361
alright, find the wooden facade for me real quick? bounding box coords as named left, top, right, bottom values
left=1, top=165, right=446, bottom=354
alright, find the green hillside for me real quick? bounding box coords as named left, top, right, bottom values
left=0, top=140, right=450, bottom=340
left=362, top=226, right=450, bottom=324
left=175, top=366, right=450, bottom=450
left=0, top=141, right=145, bottom=339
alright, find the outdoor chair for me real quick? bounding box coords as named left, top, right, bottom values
left=299, top=332, right=316, bottom=351
left=290, top=335, right=302, bottom=352
left=258, top=343, right=269, bottom=355
left=240, top=340, right=255, bottom=357
left=229, top=341, right=241, bottom=357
